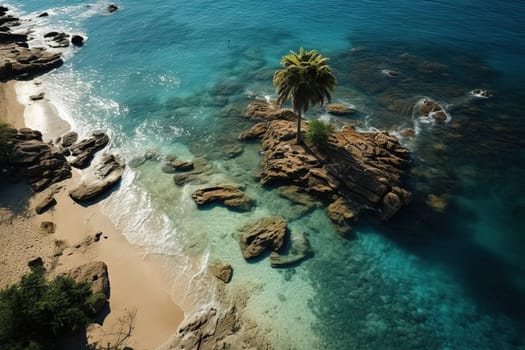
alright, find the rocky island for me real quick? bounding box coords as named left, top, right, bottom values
left=241, top=100, right=412, bottom=234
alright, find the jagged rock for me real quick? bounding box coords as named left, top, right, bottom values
left=244, top=100, right=297, bottom=121
left=66, top=261, right=109, bottom=314
left=107, top=4, right=119, bottom=13
left=69, top=131, right=109, bottom=169
left=324, top=103, right=356, bottom=116
left=270, top=231, right=311, bottom=267
left=28, top=257, right=43, bottom=269
left=40, top=221, right=56, bottom=234
left=35, top=195, right=56, bottom=214
left=69, top=154, right=124, bottom=202
left=209, top=262, right=233, bottom=283
left=71, top=35, right=84, bottom=47
left=239, top=216, right=287, bottom=259
left=327, top=197, right=357, bottom=228
left=192, top=184, right=254, bottom=211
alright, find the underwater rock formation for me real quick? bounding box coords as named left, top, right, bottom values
left=192, top=183, right=254, bottom=212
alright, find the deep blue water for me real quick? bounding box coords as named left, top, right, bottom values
left=7, top=1, right=525, bottom=348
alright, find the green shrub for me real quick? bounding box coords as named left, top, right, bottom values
left=0, top=269, right=95, bottom=350
left=306, top=119, right=334, bottom=146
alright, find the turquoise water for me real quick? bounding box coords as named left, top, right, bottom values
left=8, top=0, right=525, bottom=348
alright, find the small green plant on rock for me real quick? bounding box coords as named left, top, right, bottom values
left=305, top=119, right=334, bottom=146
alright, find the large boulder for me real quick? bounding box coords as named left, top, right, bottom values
left=239, top=216, right=287, bottom=259
left=192, top=184, right=254, bottom=212
left=66, top=261, right=109, bottom=314
left=69, top=154, right=124, bottom=202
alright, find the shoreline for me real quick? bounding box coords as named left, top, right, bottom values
left=0, top=81, right=185, bottom=349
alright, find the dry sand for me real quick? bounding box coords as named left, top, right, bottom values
left=0, top=81, right=184, bottom=350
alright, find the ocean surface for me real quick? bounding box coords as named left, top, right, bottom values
left=7, top=1, right=525, bottom=349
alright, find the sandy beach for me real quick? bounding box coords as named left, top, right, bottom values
left=0, top=81, right=184, bottom=349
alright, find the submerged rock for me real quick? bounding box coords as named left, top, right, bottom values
left=192, top=184, right=254, bottom=212
left=239, top=216, right=287, bottom=259
left=270, top=231, right=312, bottom=268
left=426, top=193, right=449, bottom=212
left=278, top=185, right=319, bottom=208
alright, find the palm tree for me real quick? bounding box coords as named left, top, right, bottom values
left=273, top=47, right=336, bottom=144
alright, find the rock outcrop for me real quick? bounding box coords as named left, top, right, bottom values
left=238, top=216, right=287, bottom=259
left=69, top=154, right=124, bottom=203
left=192, top=184, right=254, bottom=212
left=0, top=127, right=72, bottom=191
left=0, top=8, right=64, bottom=81
left=240, top=102, right=412, bottom=229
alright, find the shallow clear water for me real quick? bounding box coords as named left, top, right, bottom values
left=7, top=0, right=525, bottom=348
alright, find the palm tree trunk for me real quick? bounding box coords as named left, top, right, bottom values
left=296, top=110, right=303, bottom=145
